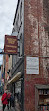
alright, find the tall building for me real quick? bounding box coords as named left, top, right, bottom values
left=7, top=0, right=49, bottom=111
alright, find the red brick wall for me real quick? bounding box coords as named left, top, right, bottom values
left=5, top=55, right=9, bottom=80
left=24, top=0, right=49, bottom=111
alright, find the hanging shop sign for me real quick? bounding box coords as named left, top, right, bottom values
left=4, top=35, right=18, bottom=54
left=26, top=57, right=39, bottom=74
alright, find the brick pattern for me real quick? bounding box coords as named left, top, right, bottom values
left=24, top=0, right=49, bottom=111
left=5, top=55, right=9, bottom=80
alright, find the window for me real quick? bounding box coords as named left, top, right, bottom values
left=20, top=2, right=22, bottom=21
left=16, top=14, right=19, bottom=31
left=20, top=34, right=22, bottom=56
left=43, top=0, right=49, bottom=22
left=35, top=85, right=49, bottom=111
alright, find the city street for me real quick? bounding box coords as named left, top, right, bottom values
left=0, top=96, right=15, bottom=111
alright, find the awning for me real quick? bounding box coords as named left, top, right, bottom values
left=7, top=72, right=21, bottom=85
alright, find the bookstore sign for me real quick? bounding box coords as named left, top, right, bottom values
left=4, top=35, right=18, bottom=54
left=26, top=57, right=39, bottom=74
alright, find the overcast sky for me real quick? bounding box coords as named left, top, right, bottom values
left=0, top=0, right=18, bottom=64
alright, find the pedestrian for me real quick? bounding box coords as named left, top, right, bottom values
left=10, top=93, right=14, bottom=108
left=1, top=90, right=8, bottom=111
left=7, top=90, right=11, bottom=109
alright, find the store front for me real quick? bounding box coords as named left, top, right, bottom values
left=7, top=72, right=22, bottom=110
left=7, top=70, right=24, bottom=111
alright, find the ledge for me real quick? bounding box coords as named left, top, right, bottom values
left=35, top=84, right=49, bottom=89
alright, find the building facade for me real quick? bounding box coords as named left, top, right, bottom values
left=7, top=0, right=24, bottom=110
left=24, top=0, right=49, bottom=111
left=7, top=0, right=49, bottom=111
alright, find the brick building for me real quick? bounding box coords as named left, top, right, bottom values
left=7, top=0, right=49, bottom=111
left=24, top=0, right=49, bottom=111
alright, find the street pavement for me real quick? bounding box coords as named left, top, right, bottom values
left=0, top=95, right=15, bottom=111
left=0, top=95, right=2, bottom=111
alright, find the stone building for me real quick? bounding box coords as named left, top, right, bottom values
left=8, top=0, right=49, bottom=111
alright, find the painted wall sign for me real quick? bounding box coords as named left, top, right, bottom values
left=4, top=35, right=18, bottom=54
left=26, top=57, right=39, bottom=74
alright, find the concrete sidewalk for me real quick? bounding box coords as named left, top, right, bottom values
left=0, top=95, right=2, bottom=111
left=4, top=106, right=15, bottom=111
left=0, top=105, right=15, bottom=111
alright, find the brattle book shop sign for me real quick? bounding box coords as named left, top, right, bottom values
left=4, top=35, right=18, bottom=54
left=26, top=57, right=39, bottom=74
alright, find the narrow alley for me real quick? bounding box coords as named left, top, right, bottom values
left=0, top=0, right=49, bottom=111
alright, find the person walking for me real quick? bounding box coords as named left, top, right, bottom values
left=7, top=91, right=11, bottom=109
left=1, top=90, right=8, bottom=111
left=10, top=93, right=14, bottom=108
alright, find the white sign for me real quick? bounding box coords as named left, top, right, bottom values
left=26, top=57, right=39, bottom=74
